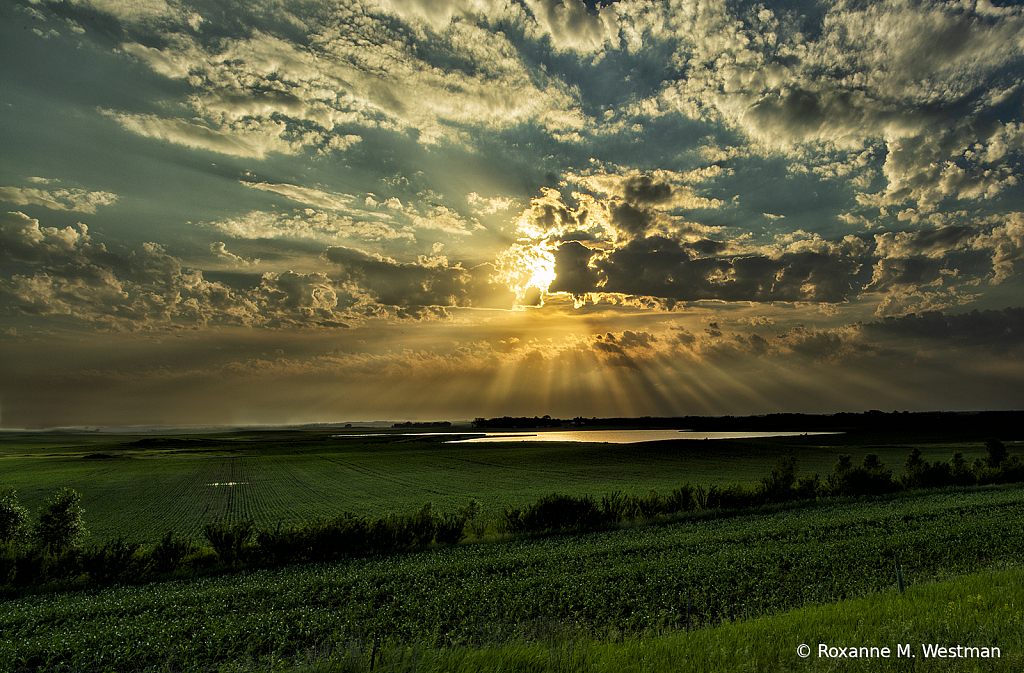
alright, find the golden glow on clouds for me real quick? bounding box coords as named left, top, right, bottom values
left=494, top=242, right=557, bottom=306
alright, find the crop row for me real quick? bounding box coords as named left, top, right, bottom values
left=2, top=485, right=1023, bottom=671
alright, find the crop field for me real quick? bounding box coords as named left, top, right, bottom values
left=0, top=428, right=995, bottom=544
left=2, top=484, right=1023, bottom=671
left=0, top=428, right=996, bottom=544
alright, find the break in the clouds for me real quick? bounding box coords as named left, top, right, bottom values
left=1, top=0, right=1023, bottom=427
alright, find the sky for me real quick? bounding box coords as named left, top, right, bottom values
left=2, top=0, right=1024, bottom=428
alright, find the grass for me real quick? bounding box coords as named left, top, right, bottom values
left=329, top=564, right=1024, bottom=672
left=0, top=428, right=995, bottom=544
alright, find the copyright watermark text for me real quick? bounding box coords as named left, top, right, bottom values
left=796, top=643, right=1002, bottom=659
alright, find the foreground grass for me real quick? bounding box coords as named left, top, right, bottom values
left=314, top=565, right=1024, bottom=673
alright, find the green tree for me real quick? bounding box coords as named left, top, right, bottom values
left=985, top=438, right=1009, bottom=468
left=759, top=453, right=799, bottom=503
left=0, top=489, right=31, bottom=546
left=33, top=488, right=88, bottom=555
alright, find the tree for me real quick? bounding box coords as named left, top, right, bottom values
left=0, top=489, right=30, bottom=546
left=985, top=438, right=1008, bottom=468
left=760, top=453, right=798, bottom=502
left=33, top=488, right=88, bottom=555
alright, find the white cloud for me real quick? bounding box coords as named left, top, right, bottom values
left=103, top=110, right=294, bottom=159
left=0, top=185, right=117, bottom=214
left=204, top=209, right=414, bottom=243
left=242, top=182, right=356, bottom=211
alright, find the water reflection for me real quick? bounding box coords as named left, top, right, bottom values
left=450, top=430, right=839, bottom=444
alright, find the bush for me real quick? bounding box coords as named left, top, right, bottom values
left=459, top=498, right=487, bottom=537
left=601, top=490, right=643, bottom=523
left=794, top=473, right=822, bottom=499
left=759, top=454, right=798, bottom=503
left=985, top=437, right=1009, bottom=468
left=500, top=494, right=605, bottom=534
left=433, top=512, right=468, bottom=545
left=948, top=451, right=975, bottom=486
left=203, top=520, right=254, bottom=566
left=82, top=538, right=140, bottom=583
left=148, top=530, right=193, bottom=575
left=826, top=454, right=896, bottom=496
left=0, top=543, right=18, bottom=585
left=900, top=448, right=955, bottom=489
left=704, top=482, right=760, bottom=510
left=33, top=488, right=88, bottom=556
left=665, top=484, right=698, bottom=513
left=0, top=489, right=30, bottom=547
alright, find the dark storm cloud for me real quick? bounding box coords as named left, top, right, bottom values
left=864, top=257, right=946, bottom=292
left=547, top=240, right=599, bottom=296
left=862, top=307, right=1024, bottom=351
left=608, top=201, right=656, bottom=240
left=620, top=175, right=673, bottom=204
left=324, top=246, right=514, bottom=313
left=551, top=235, right=862, bottom=304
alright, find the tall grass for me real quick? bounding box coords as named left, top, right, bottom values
left=301, top=565, right=1024, bottom=672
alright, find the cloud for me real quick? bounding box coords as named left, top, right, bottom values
left=862, top=307, right=1024, bottom=353
left=526, top=0, right=618, bottom=52
left=204, top=210, right=414, bottom=243
left=325, top=245, right=515, bottom=315
left=103, top=111, right=293, bottom=159
left=873, top=226, right=976, bottom=259
left=547, top=235, right=863, bottom=305
left=242, top=182, right=356, bottom=211
left=972, top=212, right=1024, bottom=283
left=0, top=185, right=118, bottom=214
left=0, top=211, right=97, bottom=264
left=210, top=241, right=259, bottom=268
left=0, top=211, right=371, bottom=329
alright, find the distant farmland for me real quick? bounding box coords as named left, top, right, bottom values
left=0, top=428, right=994, bottom=544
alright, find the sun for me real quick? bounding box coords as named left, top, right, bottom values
left=494, top=242, right=558, bottom=306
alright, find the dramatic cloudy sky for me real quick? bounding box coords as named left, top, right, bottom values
left=2, top=0, right=1024, bottom=428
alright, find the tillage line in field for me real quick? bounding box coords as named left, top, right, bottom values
left=259, top=454, right=348, bottom=522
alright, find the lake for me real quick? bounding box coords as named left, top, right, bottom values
left=449, top=429, right=839, bottom=443
left=334, top=429, right=839, bottom=444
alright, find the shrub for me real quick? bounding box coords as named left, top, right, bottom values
left=759, top=454, right=798, bottom=503
left=985, top=437, right=1008, bottom=468
left=0, top=489, right=30, bottom=547
left=203, top=520, right=254, bottom=566
left=794, top=473, right=822, bottom=499
left=948, top=451, right=975, bottom=486
left=826, top=454, right=896, bottom=496
left=665, top=484, right=698, bottom=513
left=500, top=494, right=605, bottom=533
left=0, top=543, right=19, bottom=585
left=900, top=448, right=955, bottom=489
left=148, top=530, right=193, bottom=575
left=704, top=482, right=760, bottom=510
left=10, top=548, right=47, bottom=587
left=32, top=488, right=88, bottom=556
left=459, top=498, right=487, bottom=537
left=433, top=511, right=467, bottom=545
left=601, top=490, right=643, bottom=523
left=82, top=538, right=140, bottom=582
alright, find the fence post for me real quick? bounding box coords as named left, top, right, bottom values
left=895, top=553, right=905, bottom=594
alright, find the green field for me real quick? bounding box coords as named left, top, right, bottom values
left=2, top=426, right=1020, bottom=672
left=0, top=428, right=997, bottom=544
left=3, top=484, right=1023, bottom=671
left=346, top=564, right=1024, bottom=673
